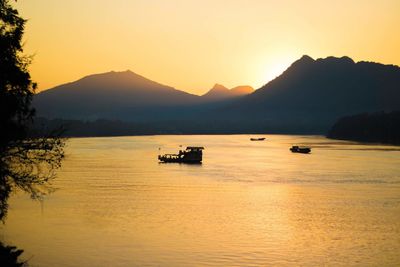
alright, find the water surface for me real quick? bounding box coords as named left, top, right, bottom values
left=2, top=135, right=400, bottom=266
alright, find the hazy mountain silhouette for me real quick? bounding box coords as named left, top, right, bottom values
left=201, top=84, right=254, bottom=102
left=218, top=55, right=400, bottom=132
left=33, top=70, right=200, bottom=121
left=33, top=55, right=400, bottom=135
left=33, top=70, right=256, bottom=122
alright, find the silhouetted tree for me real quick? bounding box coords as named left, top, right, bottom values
left=0, top=242, right=27, bottom=267
left=0, top=0, right=65, bottom=223
left=328, top=111, right=400, bottom=145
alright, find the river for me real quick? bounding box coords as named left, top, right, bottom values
left=2, top=135, right=400, bottom=266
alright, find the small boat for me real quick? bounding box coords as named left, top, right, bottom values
left=158, top=146, right=204, bottom=163
left=250, top=138, right=266, bottom=141
left=290, top=145, right=311, bottom=154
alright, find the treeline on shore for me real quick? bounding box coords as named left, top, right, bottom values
left=30, top=111, right=400, bottom=146
left=29, top=117, right=324, bottom=137
left=328, top=111, right=400, bottom=145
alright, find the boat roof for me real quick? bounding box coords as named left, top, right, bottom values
left=186, top=146, right=204, bottom=150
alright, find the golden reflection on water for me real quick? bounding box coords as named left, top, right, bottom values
left=2, top=135, right=400, bottom=266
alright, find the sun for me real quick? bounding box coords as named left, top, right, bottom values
left=265, top=61, right=292, bottom=82
left=252, top=58, right=294, bottom=88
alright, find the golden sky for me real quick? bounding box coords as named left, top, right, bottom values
left=16, top=0, right=400, bottom=95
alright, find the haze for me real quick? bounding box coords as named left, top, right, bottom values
left=16, top=0, right=400, bottom=94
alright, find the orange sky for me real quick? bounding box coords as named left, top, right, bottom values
left=15, top=0, right=400, bottom=95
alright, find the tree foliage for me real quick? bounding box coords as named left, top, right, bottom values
left=0, top=241, right=27, bottom=267
left=328, top=111, right=400, bottom=145
left=0, top=0, right=65, bottom=222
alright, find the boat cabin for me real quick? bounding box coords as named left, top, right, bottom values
left=158, top=146, right=204, bottom=163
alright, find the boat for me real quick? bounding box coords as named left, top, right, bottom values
left=250, top=138, right=266, bottom=141
left=290, top=145, right=311, bottom=154
left=158, top=146, right=204, bottom=163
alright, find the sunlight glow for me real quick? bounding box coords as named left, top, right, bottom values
left=14, top=0, right=400, bottom=94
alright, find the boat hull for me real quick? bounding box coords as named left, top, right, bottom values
left=290, top=146, right=311, bottom=153
left=158, top=156, right=202, bottom=163
left=250, top=138, right=266, bottom=141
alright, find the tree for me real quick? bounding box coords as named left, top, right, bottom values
left=0, top=241, right=27, bottom=267
left=0, top=0, right=65, bottom=222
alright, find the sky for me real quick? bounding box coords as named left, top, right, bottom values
left=15, top=0, right=400, bottom=95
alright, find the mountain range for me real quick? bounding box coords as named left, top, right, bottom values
left=33, top=55, right=400, bottom=135
left=33, top=71, right=254, bottom=122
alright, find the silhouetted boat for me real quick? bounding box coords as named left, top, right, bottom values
left=158, top=146, right=204, bottom=163
left=250, top=138, right=266, bottom=141
left=290, top=145, right=311, bottom=154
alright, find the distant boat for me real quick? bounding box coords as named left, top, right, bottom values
left=290, top=145, right=311, bottom=154
left=158, top=146, right=204, bottom=163
left=250, top=138, right=266, bottom=141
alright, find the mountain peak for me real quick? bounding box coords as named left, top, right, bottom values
left=288, top=55, right=315, bottom=70
left=211, top=83, right=229, bottom=91
left=318, top=56, right=355, bottom=65
left=201, top=84, right=253, bottom=100
left=80, top=70, right=137, bottom=80
left=72, top=70, right=176, bottom=92
left=230, top=85, right=254, bottom=95
left=299, top=55, right=314, bottom=62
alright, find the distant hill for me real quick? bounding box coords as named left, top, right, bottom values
left=219, top=55, right=400, bottom=132
left=33, top=70, right=200, bottom=121
left=201, top=84, right=254, bottom=102
left=327, top=111, right=400, bottom=145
